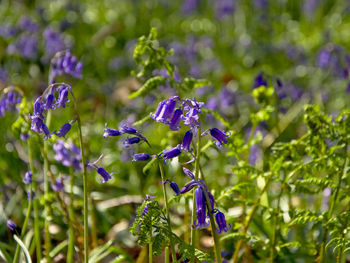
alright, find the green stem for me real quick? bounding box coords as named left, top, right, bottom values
left=149, top=242, right=152, bottom=263
left=44, top=110, right=52, bottom=263
left=13, top=185, right=33, bottom=263
left=190, top=126, right=202, bottom=263
left=165, top=247, right=169, bottom=263
left=158, top=160, right=177, bottom=262
left=319, top=153, right=348, bottom=263
left=70, top=90, right=89, bottom=263
left=33, top=181, right=42, bottom=262
left=232, top=172, right=274, bottom=262
left=67, top=167, right=75, bottom=263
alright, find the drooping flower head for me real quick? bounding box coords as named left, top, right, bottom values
left=7, top=220, right=17, bottom=232
left=132, top=153, right=151, bottom=162
left=97, top=167, right=113, bottom=183
left=50, top=51, right=83, bottom=84
left=194, top=186, right=210, bottom=228
left=207, top=128, right=230, bottom=148
left=104, top=123, right=121, bottom=138
left=159, top=145, right=182, bottom=163
left=53, top=140, right=82, bottom=171
left=215, top=210, right=231, bottom=234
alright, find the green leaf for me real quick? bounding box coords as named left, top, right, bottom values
left=129, top=76, right=166, bottom=99
left=182, top=78, right=211, bottom=90
left=13, top=235, right=32, bottom=263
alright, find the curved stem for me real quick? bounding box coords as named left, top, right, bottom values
left=70, top=91, right=89, bottom=263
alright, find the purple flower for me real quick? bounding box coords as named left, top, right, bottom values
left=97, top=167, right=113, bottom=183
left=44, top=93, right=55, bottom=110
left=52, top=178, right=64, bottom=192
left=104, top=123, right=121, bottom=138
left=215, top=210, right=231, bottom=234
left=159, top=145, right=182, bottom=163
left=194, top=187, right=210, bottom=228
left=7, top=220, right=17, bottom=232
left=43, top=28, right=66, bottom=58
left=169, top=109, right=183, bottom=131
left=50, top=51, right=83, bottom=83
left=33, top=96, right=44, bottom=118
left=56, top=86, right=69, bottom=108
left=123, top=137, right=141, bottom=148
left=180, top=180, right=199, bottom=194
left=181, top=131, right=193, bottom=152
left=132, top=153, right=150, bottom=162
left=209, top=128, right=230, bottom=148
left=20, top=133, right=29, bottom=141
left=54, top=123, right=71, bottom=137
left=0, top=89, right=22, bottom=117
left=183, top=167, right=195, bottom=179
left=23, top=171, right=33, bottom=184
left=151, top=97, right=178, bottom=125
left=53, top=140, right=82, bottom=170
left=120, top=124, right=138, bottom=134
left=18, top=16, right=40, bottom=32
left=16, top=34, right=38, bottom=59
left=253, top=72, right=267, bottom=89
left=170, top=181, right=180, bottom=196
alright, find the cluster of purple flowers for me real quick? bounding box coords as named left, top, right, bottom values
left=180, top=168, right=231, bottom=233
left=104, top=123, right=150, bottom=163
left=151, top=96, right=204, bottom=131
left=53, top=140, right=82, bottom=171
left=0, top=89, right=22, bottom=117
left=30, top=85, right=72, bottom=139
left=43, top=27, right=66, bottom=59
left=49, top=51, right=83, bottom=84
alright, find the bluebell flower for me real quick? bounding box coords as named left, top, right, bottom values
left=151, top=97, right=178, bottom=125
left=194, top=187, right=210, bottom=228
left=18, top=16, right=40, bottom=32
left=182, top=167, right=195, bottom=179
left=56, top=86, right=69, bottom=108
left=43, top=28, right=66, bottom=58
left=181, top=131, right=193, bottom=152
left=0, top=89, right=22, bottom=117
left=23, top=171, right=33, bottom=184
left=50, top=51, right=83, bottom=83
left=208, top=128, right=230, bottom=148
left=132, top=153, right=150, bottom=162
left=253, top=72, right=268, bottom=89
left=123, top=137, right=141, bottom=148
left=215, top=210, right=231, bottom=234
left=52, top=178, right=64, bottom=192
left=16, top=34, right=38, bottom=60
left=120, top=124, right=138, bottom=134
left=7, top=220, right=17, bottom=232
left=169, top=109, right=183, bottom=131
left=44, top=93, right=56, bottom=110
left=104, top=123, right=121, bottom=138
left=180, top=180, right=199, bottom=194
left=159, top=145, right=182, bottom=163
left=54, top=140, right=82, bottom=170
left=20, top=133, right=29, bottom=141
left=54, top=122, right=71, bottom=137
left=33, top=96, right=44, bottom=118
left=168, top=181, right=180, bottom=196
left=97, top=166, right=113, bottom=183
